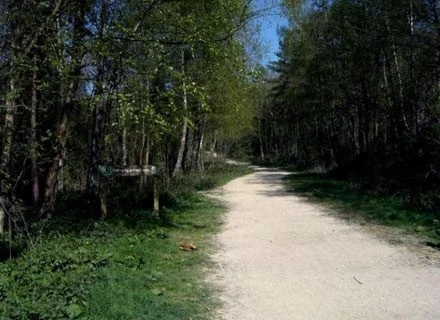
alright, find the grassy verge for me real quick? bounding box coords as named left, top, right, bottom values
left=172, top=161, right=254, bottom=193
left=284, top=171, right=440, bottom=245
left=86, top=193, right=222, bottom=320
left=0, top=162, right=253, bottom=320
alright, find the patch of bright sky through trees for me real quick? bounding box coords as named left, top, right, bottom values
left=253, top=0, right=288, bottom=66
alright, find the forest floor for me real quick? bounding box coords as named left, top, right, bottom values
left=207, top=167, right=440, bottom=320
left=0, top=163, right=253, bottom=319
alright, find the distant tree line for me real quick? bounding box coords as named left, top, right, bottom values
left=257, top=0, right=440, bottom=211
left=0, top=0, right=260, bottom=232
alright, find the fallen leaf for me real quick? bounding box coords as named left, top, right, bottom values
left=179, top=241, right=197, bottom=251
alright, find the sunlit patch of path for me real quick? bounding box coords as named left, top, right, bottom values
left=209, top=168, right=440, bottom=320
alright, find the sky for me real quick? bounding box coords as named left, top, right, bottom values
left=254, top=0, right=288, bottom=66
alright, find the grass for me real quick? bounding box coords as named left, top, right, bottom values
left=86, top=193, right=222, bottom=320
left=284, top=171, right=440, bottom=245
left=172, top=161, right=254, bottom=193
left=0, top=162, right=253, bottom=320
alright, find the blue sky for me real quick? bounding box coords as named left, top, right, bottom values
left=254, top=0, right=288, bottom=65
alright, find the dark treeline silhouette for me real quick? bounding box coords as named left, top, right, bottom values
left=258, top=0, right=440, bottom=211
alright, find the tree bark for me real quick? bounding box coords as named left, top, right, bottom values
left=139, top=134, right=151, bottom=189
left=0, top=75, right=16, bottom=234
left=40, top=111, right=68, bottom=217
left=86, top=93, right=108, bottom=219
left=173, top=49, right=188, bottom=177
left=30, top=65, right=40, bottom=207
left=385, top=18, right=410, bottom=135
left=1, top=77, right=16, bottom=174
left=86, top=96, right=104, bottom=195
left=121, top=127, right=128, bottom=166
left=259, top=118, right=265, bottom=161
left=39, top=6, right=86, bottom=217
left=195, top=116, right=206, bottom=171
left=0, top=189, right=5, bottom=236
left=139, top=119, right=146, bottom=189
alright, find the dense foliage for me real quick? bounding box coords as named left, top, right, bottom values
left=0, top=1, right=263, bottom=316
left=0, top=162, right=252, bottom=319
left=0, top=0, right=259, bottom=231
left=258, top=0, right=440, bottom=211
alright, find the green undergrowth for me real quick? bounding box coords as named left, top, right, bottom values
left=284, top=171, right=440, bottom=245
left=171, top=161, right=254, bottom=194
left=0, top=162, right=253, bottom=319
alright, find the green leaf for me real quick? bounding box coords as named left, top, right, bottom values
left=66, top=303, right=83, bottom=318
left=150, top=288, right=164, bottom=296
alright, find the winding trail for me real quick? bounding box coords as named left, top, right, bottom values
left=209, top=168, right=440, bottom=320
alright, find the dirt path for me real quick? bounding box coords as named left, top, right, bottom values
left=209, top=168, right=440, bottom=320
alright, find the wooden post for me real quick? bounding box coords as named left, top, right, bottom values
left=0, top=181, right=7, bottom=236
left=98, top=165, right=158, bottom=219
left=153, top=175, right=160, bottom=219
left=99, top=192, right=107, bottom=220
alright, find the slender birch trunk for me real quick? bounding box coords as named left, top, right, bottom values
left=173, top=49, right=188, bottom=177
left=385, top=18, right=410, bottom=134
left=195, top=116, right=206, bottom=171
left=121, top=127, right=128, bottom=166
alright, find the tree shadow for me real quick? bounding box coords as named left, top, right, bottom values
left=283, top=172, right=440, bottom=244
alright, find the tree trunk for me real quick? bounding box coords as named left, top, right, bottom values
left=195, top=117, right=206, bottom=171
left=139, top=80, right=150, bottom=188
left=39, top=7, right=86, bottom=217
left=139, top=134, right=151, bottom=189
left=210, top=132, right=217, bottom=155
left=86, top=94, right=107, bottom=219
left=30, top=66, right=40, bottom=207
left=0, top=189, right=5, bottom=236
left=259, top=118, right=265, bottom=161
left=40, top=111, right=68, bottom=217
left=185, top=127, right=194, bottom=170
left=139, top=119, right=146, bottom=189
left=0, top=75, right=16, bottom=234
left=86, top=97, right=104, bottom=195
left=56, top=153, right=65, bottom=194
left=173, top=49, right=188, bottom=177
left=121, top=127, right=128, bottom=166
left=1, top=77, right=16, bottom=173
left=407, top=2, right=419, bottom=134
left=385, top=18, right=410, bottom=135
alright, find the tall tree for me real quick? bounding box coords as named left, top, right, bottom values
left=259, top=0, right=440, bottom=210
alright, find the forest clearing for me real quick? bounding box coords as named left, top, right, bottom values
left=1, top=0, right=440, bottom=319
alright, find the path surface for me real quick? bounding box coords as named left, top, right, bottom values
left=209, top=168, right=440, bottom=320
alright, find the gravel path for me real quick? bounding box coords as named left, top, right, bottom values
left=209, top=168, right=440, bottom=320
